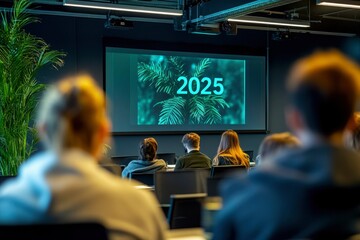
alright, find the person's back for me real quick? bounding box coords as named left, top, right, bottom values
left=0, top=75, right=168, bottom=240
left=122, top=137, right=166, bottom=178
left=255, top=131, right=300, bottom=165
left=213, top=129, right=250, bottom=168
left=174, top=132, right=211, bottom=170
left=213, top=50, right=360, bottom=240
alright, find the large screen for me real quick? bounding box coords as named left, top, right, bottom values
left=105, top=44, right=266, bottom=135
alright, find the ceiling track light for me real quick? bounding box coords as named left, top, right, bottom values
left=317, top=0, right=360, bottom=9
left=63, top=0, right=183, bottom=16
left=228, top=16, right=310, bottom=28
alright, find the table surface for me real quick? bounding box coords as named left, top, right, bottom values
left=166, top=228, right=212, bottom=240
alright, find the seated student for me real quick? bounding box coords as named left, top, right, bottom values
left=0, top=75, right=168, bottom=240
left=212, top=50, right=360, bottom=240
left=255, top=132, right=301, bottom=165
left=174, top=132, right=211, bottom=170
left=344, top=112, right=360, bottom=152
left=213, top=129, right=250, bottom=168
left=122, top=137, right=166, bottom=178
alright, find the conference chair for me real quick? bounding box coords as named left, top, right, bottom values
left=206, top=177, right=225, bottom=197
left=210, top=165, right=247, bottom=178
left=0, top=222, right=108, bottom=240
left=130, top=172, right=154, bottom=186
left=167, top=193, right=207, bottom=229
left=154, top=169, right=209, bottom=205
left=100, top=164, right=122, bottom=176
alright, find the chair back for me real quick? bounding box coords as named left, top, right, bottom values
left=100, top=164, right=122, bottom=176
left=206, top=177, right=225, bottom=197
left=167, top=193, right=207, bottom=229
left=210, top=165, right=247, bottom=178
left=154, top=169, right=209, bottom=205
left=130, top=172, right=154, bottom=186
left=0, top=222, right=108, bottom=240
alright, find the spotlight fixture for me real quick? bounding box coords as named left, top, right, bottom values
left=228, top=16, right=310, bottom=28
left=220, top=21, right=237, bottom=35
left=63, top=0, right=183, bottom=16
left=105, top=16, right=134, bottom=30
left=317, top=0, right=360, bottom=9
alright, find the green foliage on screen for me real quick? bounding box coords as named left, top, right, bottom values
left=138, top=56, right=235, bottom=125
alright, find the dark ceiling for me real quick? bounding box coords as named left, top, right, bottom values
left=0, top=0, right=359, bottom=37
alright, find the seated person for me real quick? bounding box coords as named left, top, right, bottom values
left=122, top=137, right=166, bottom=178
left=212, top=50, right=360, bottom=240
left=0, top=75, right=168, bottom=240
left=174, top=132, right=211, bottom=170
left=255, top=131, right=301, bottom=165
left=344, top=112, right=360, bottom=152
left=213, top=129, right=250, bottom=168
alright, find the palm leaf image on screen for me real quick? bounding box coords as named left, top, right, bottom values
left=138, top=56, right=230, bottom=125
left=105, top=44, right=266, bottom=133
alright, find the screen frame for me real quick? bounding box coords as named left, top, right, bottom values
left=103, top=38, right=268, bottom=136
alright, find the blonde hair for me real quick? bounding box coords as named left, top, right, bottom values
left=37, top=74, right=108, bottom=156
left=213, top=130, right=250, bottom=168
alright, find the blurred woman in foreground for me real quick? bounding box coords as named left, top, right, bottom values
left=0, top=74, right=167, bottom=240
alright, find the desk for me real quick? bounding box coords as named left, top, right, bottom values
left=167, top=164, right=175, bottom=171
left=134, top=185, right=154, bottom=191
left=166, top=228, right=210, bottom=240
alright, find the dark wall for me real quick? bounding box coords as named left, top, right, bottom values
left=27, top=14, right=358, bottom=159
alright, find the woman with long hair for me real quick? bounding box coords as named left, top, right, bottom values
left=213, top=129, right=250, bottom=168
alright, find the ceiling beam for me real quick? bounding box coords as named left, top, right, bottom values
left=189, top=0, right=303, bottom=24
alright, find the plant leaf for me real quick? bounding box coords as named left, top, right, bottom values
left=155, top=97, right=185, bottom=125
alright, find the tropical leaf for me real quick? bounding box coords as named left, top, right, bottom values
left=204, top=105, right=222, bottom=124
left=155, top=97, right=185, bottom=125
left=169, top=56, right=185, bottom=77
left=138, top=58, right=181, bottom=95
left=0, top=0, right=65, bottom=175
left=193, top=58, right=211, bottom=78
left=208, top=95, right=230, bottom=109
left=201, top=95, right=230, bottom=124
left=188, top=96, right=205, bottom=124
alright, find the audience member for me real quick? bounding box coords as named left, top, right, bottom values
left=0, top=75, right=168, bottom=240
left=212, top=50, right=360, bottom=240
left=122, top=137, right=166, bottom=178
left=344, top=112, right=360, bottom=152
left=213, top=129, right=250, bottom=168
left=174, top=132, right=211, bottom=170
left=255, top=132, right=300, bottom=165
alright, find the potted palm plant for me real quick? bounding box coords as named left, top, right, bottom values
left=0, top=0, right=65, bottom=175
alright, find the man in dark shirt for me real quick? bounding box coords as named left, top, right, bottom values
left=174, top=132, right=211, bottom=170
